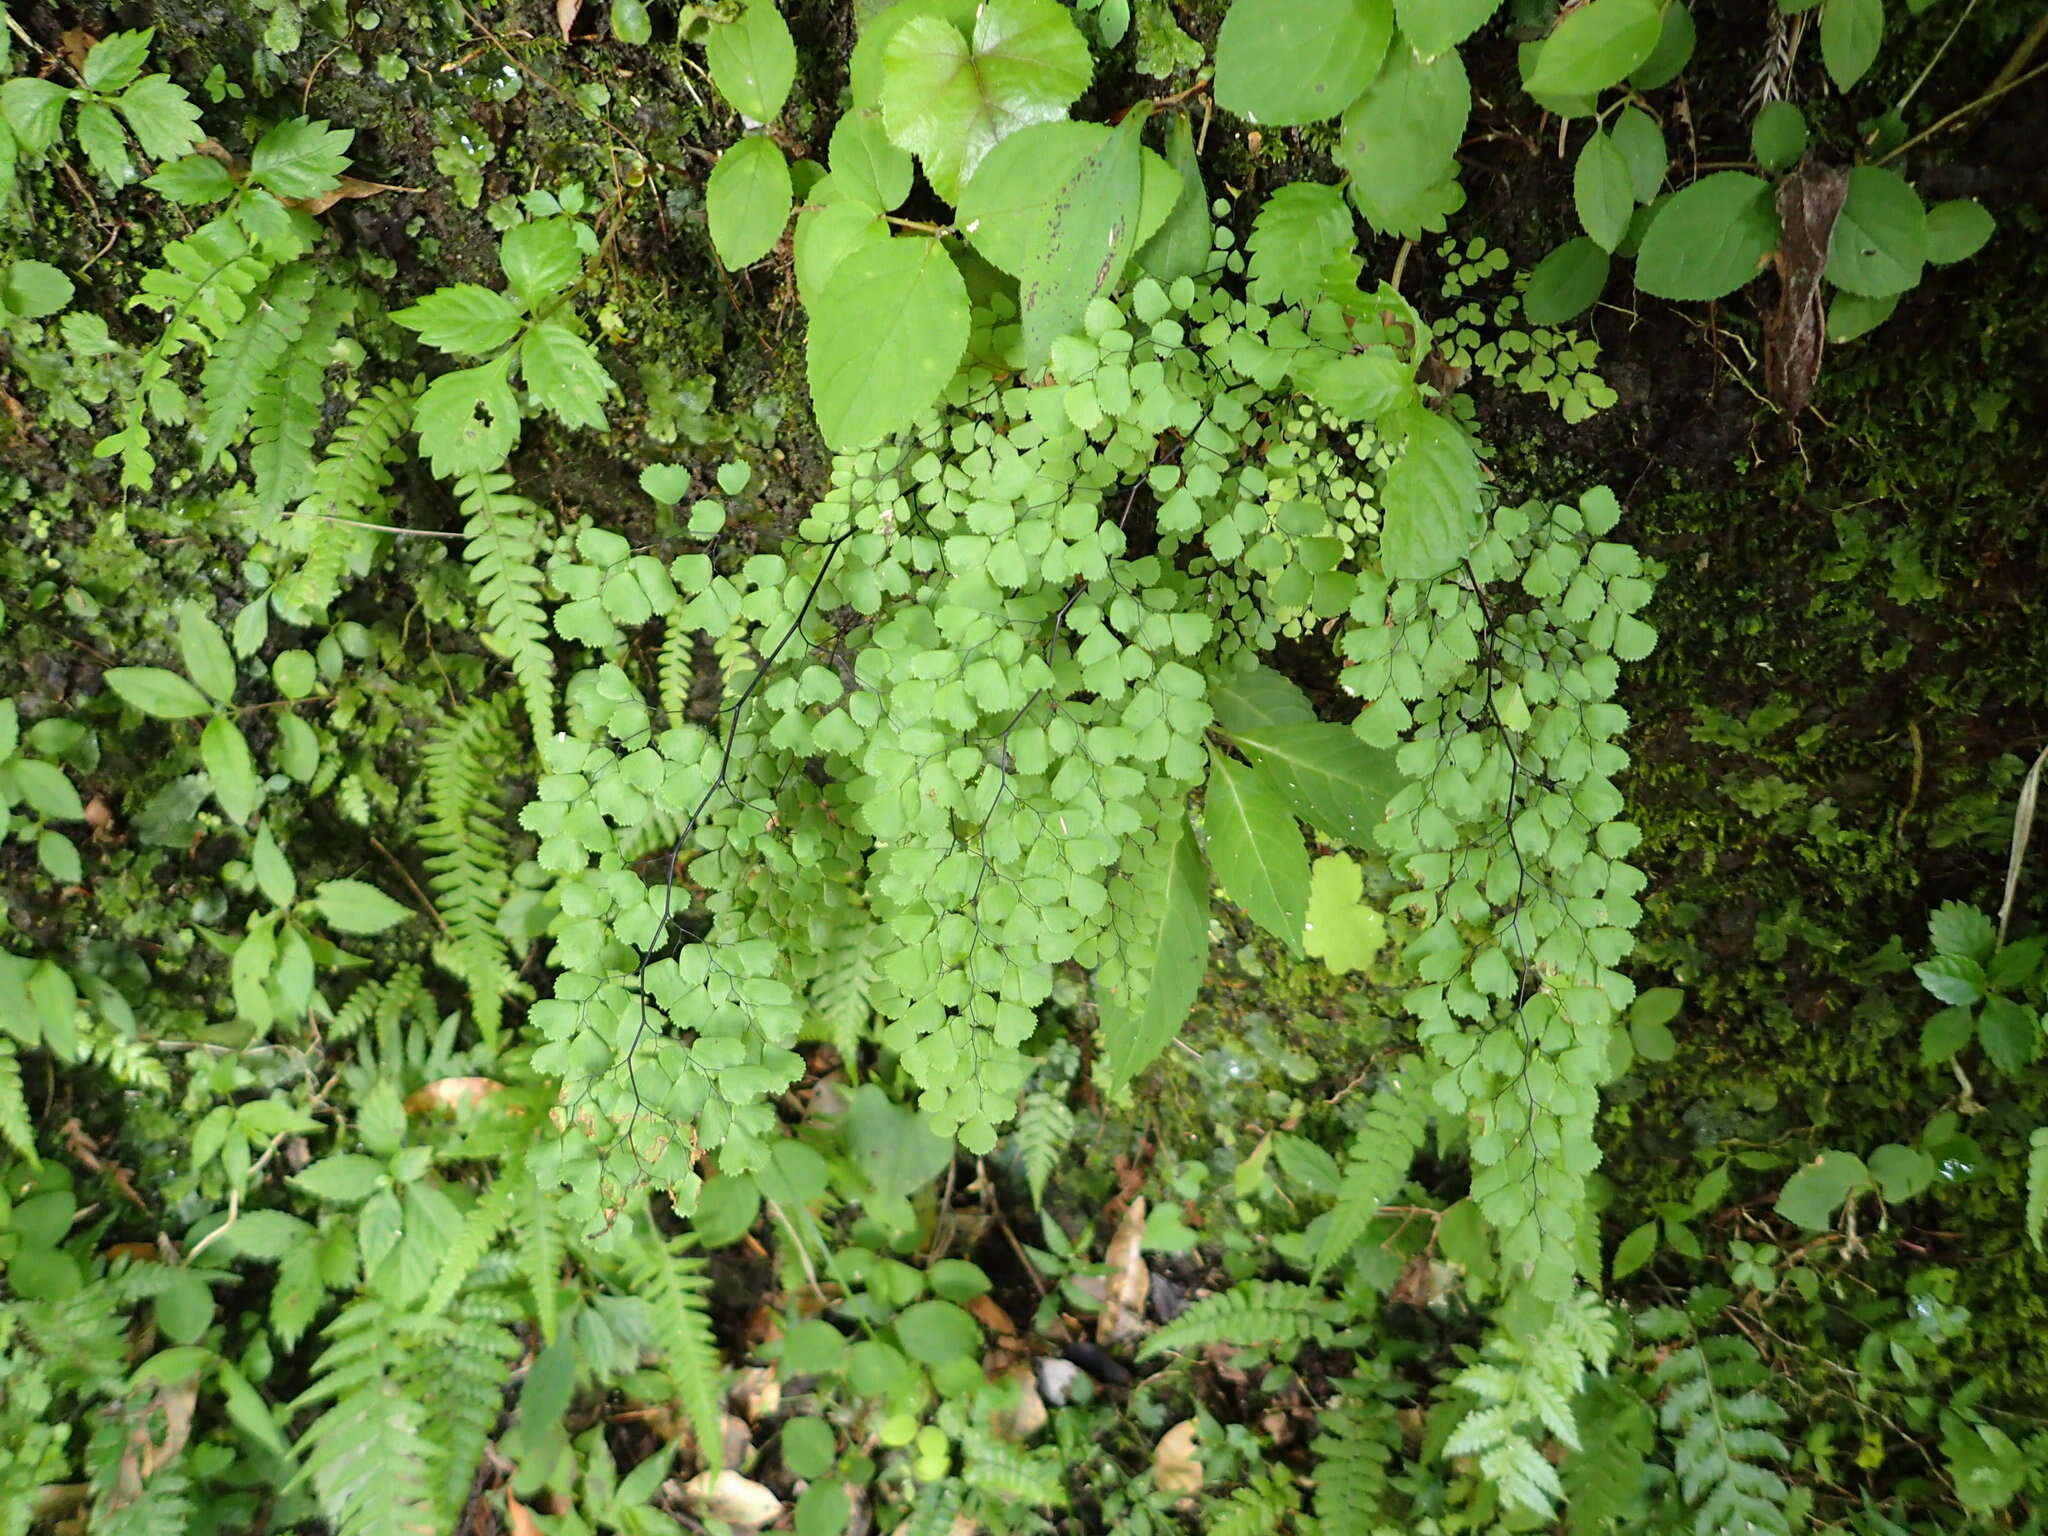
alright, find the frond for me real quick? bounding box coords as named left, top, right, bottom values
left=1313, top=1058, right=1428, bottom=1278
left=421, top=691, right=523, bottom=1043
left=272, top=376, right=422, bottom=624
left=1310, top=1380, right=1401, bottom=1535
left=808, top=908, right=880, bottom=1066
left=521, top=1164, right=566, bottom=1346
left=1137, top=1280, right=1350, bottom=1361
left=198, top=261, right=317, bottom=464
left=1014, top=1087, right=1075, bottom=1210
left=248, top=280, right=355, bottom=515
left=291, top=1298, right=441, bottom=1536
left=419, top=1298, right=520, bottom=1526
left=422, top=1167, right=524, bottom=1319
left=0, top=1041, right=38, bottom=1164
left=1648, top=1327, right=1792, bottom=1536
left=659, top=614, right=698, bottom=725
left=621, top=1229, right=725, bottom=1474
left=2028, top=1125, right=2048, bottom=1251
left=455, top=470, right=556, bottom=742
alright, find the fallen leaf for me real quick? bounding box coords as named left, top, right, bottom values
left=405, top=1077, right=504, bottom=1114
left=1097, top=1195, right=1150, bottom=1348
left=683, top=1470, right=784, bottom=1528
left=113, top=1380, right=197, bottom=1506
left=557, top=0, right=582, bottom=42
left=968, top=1293, right=1018, bottom=1340
left=60, top=30, right=99, bottom=74
left=505, top=1491, right=545, bottom=1536
left=730, top=1365, right=780, bottom=1423
left=1153, top=1418, right=1203, bottom=1495
left=284, top=175, right=418, bottom=217
left=987, top=1363, right=1046, bottom=1441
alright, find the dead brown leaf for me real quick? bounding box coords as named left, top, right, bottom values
left=1096, top=1195, right=1149, bottom=1348
left=60, top=30, right=98, bottom=74
left=1152, top=1418, right=1203, bottom=1496
left=556, top=0, right=583, bottom=42
left=986, top=1363, right=1046, bottom=1441
left=504, top=1491, right=545, bottom=1536
left=405, top=1077, right=505, bottom=1115
left=112, top=1381, right=197, bottom=1507
left=683, top=1470, right=784, bottom=1528
left=284, top=175, right=417, bottom=217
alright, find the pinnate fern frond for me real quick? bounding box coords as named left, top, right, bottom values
left=1310, top=1380, right=1402, bottom=1536
left=248, top=280, right=355, bottom=515
left=198, top=261, right=316, bottom=464
left=272, top=376, right=422, bottom=623
left=0, top=1042, right=38, bottom=1164
left=2027, top=1125, right=2048, bottom=1252
left=421, top=692, right=523, bottom=1042
left=622, top=1229, right=725, bottom=1473
left=1014, top=1087, right=1075, bottom=1210
left=1137, top=1280, right=1350, bottom=1361
left=1314, top=1057, right=1428, bottom=1278
left=420, top=1298, right=520, bottom=1526
left=455, top=470, right=555, bottom=741
left=292, top=1298, right=441, bottom=1536
left=1640, top=1308, right=1792, bottom=1536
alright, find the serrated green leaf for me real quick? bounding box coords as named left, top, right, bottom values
left=83, top=29, right=154, bottom=92
left=522, top=321, right=616, bottom=431
left=1634, top=171, right=1778, bottom=301
left=879, top=0, right=1092, bottom=202
left=115, top=75, right=203, bottom=161
left=1611, top=1218, right=1658, bottom=1279
left=178, top=600, right=237, bottom=705
left=706, top=0, right=798, bottom=121
left=202, top=715, right=262, bottom=825
left=252, top=821, right=296, bottom=908
left=413, top=359, right=521, bottom=478
left=1396, top=0, right=1502, bottom=58
left=1204, top=745, right=1309, bottom=950
left=807, top=235, right=969, bottom=451
left=795, top=197, right=889, bottom=307
left=393, top=284, right=524, bottom=356
left=1335, top=36, right=1469, bottom=239
left=708, top=135, right=794, bottom=270
left=1215, top=0, right=1393, bottom=127
left=312, top=878, right=415, bottom=934
left=1929, top=900, right=1995, bottom=962
left=4, top=259, right=73, bottom=319
left=1610, top=107, right=1666, bottom=202
left=829, top=109, right=915, bottom=212
left=500, top=216, right=586, bottom=304
left=1247, top=182, right=1353, bottom=307
left=250, top=117, right=353, bottom=199
left=958, top=119, right=1176, bottom=281
left=1381, top=404, right=1481, bottom=580
left=144, top=153, right=236, bottom=204
left=1017, top=105, right=1148, bottom=365
left=3, top=78, right=72, bottom=156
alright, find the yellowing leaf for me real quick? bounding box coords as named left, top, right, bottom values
left=1303, top=854, right=1384, bottom=974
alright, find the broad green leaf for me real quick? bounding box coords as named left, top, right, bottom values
left=1396, top=0, right=1501, bottom=59
left=958, top=120, right=1176, bottom=280
left=1925, top=198, right=1993, bottom=264
left=392, top=284, right=524, bottom=356
left=202, top=715, right=261, bottom=825
left=1751, top=100, right=1808, bottom=172
left=83, top=29, right=155, bottom=92
left=1610, top=107, right=1666, bottom=202
left=1098, top=813, right=1211, bottom=1091
left=845, top=1083, right=956, bottom=1198
left=1526, top=0, right=1662, bottom=96
left=1380, top=404, right=1481, bottom=580
left=1868, top=1142, right=1935, bottom=1203
left=894, top=1300, right=979, bottom=1365
left=1929, top=900, right=1995, bottom=962
left=829, top=110, right=915, bottom=212
left=1, top=78, right=70, bottom=156
left=1611, top=1219, right=1659, bottom=1279
left=708, top=136, right=794, bottom=270
left=1574, top=128, right=1633, bottom=251
left=1825, top=165, right=1924, bottom=298
left=522, top=321, right=616, bottom=430
left=35, top=833, right=80, bottom=890
left=500, top=216, right=585, bottom=304
left=248, top=117, right=353, bottom=200
left=1017, top=106, right=1147, bottom=366
left=311, top=878, right=415, bottom=934
left=849, top=0, right=981, bottom=109
left=1774, top=1149, right=1870, bottom=1231
left=105, top=665, right=213, bottom=719
left=178, top=600, right=237, bottom=705
left=1634, top=171, right=1778, bottom=301
left=1825, top=288, right=1897, bottom=342
left=1335, top=37, right=1469, bottom=238
left=1210, top=662, right=1317, bottom=735
left=1919, top=1003, right=1974, bottom=1064
left=1297, top=349, right=1415, bottom=422
left=292, top=1153, right=387, bottom=1203
left=74, top=101, right=130, bottom=185
left=1247, top=182, right=1354, bottom=307
left=879, top=0, right=1092, bottom=202
left=115, top=76, right=204, bottom=161
left=1136, top=111, right=1211, bottom=285
left=1302, top=853, right=1385, bottom=973
left=1978, top=994, right=2039, bottom=1076
left=413, top=359, right=521, bottom=478
left=9, top=760, right=84, bottom=822
left=4, top=259, right=73, bottom=319
left=705, top=0, right=798, bottom=121
left=144, top=154, right=235, bottom=205
left=795, top=198, right=889, bottom=308
left=1821, top=0, right=1883, bottom=91
left=1523, top=236, right=1610, bottom=323
left=1204, top=745, right=1310, bottom=950
left=252, top=821, right=296, bottom=909
left=1627, top=0, right=1695, bottom=89
left=1215, top=0, right=1393, bottom=127
left=808, top=236, right=969, bottom=451
left=1231, top=721, right=1403, bottom=847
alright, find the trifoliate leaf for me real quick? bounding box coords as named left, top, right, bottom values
left=879, top=0, right=1092, bottom=202
left=1204, top=745, right=1310, bottom=952
left=1634, top=171, right=1777, bottom=301
left=808, top=235, right=969, bottom=451
left=705, top=0, right=798, bottom=121
left=1215, top=0, right=1393, bottom=127
left=707, top=135, right=794, bottom=270
left=1303, top=854, right=1385, bottom=974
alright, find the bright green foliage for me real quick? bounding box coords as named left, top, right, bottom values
left=1640, top=1299, right=1794, bottom=1536
left=707, top=134, right=794, bottom=270
left=421, top=695, right=524, bottom=1045
left=455, top=471, right=557, bottom=742
left=705, top=0, right=798, bottom=121
left=1213, top=0, right=1392, bottom=127
left=1312, top=1060, right=1428, bottom=1276
left=1137, top=1279, right=1351, bottom=1359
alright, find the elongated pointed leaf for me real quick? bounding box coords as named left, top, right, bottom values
left=1098, top=813, right=1210, bottom=1091
left=1204, top=745, right=1309, bottom=950
left=1380, top=405, right=1481, bottom=580
left=1018, top=106, right=1147, bottom=365
left=1230, top=721, right=1403, bottom=848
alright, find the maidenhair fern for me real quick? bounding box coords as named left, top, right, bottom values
left=1137, top=1280, right=1351, bottom=1361
left=1640, top=1301, right=1794, bottom=1536
left=420, top=692, right=523, bottom=1044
